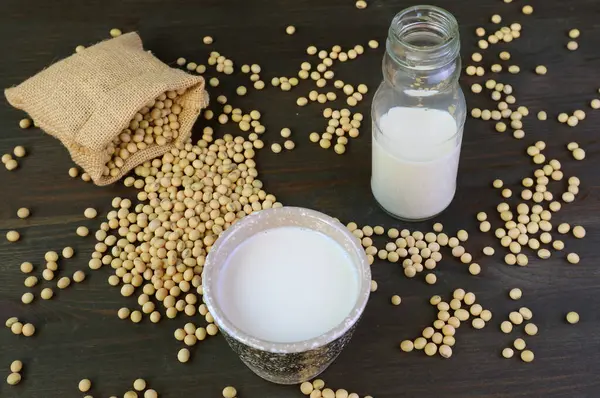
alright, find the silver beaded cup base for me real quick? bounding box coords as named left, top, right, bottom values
left=202, top=206, right=371, bottom=385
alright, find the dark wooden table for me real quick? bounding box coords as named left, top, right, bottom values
left=1, top=0, right=599, bottom=397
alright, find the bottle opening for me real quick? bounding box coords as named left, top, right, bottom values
left=401, top=27, right=449, bottom=48
left=393, top=6, right=456, bottom=49
left=387, top=5, right=459, bottom=69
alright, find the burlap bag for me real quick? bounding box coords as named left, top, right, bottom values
left=5, top=32, right=209, bottom=186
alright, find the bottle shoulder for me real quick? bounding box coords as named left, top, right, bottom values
left=371, top=80, right=467, bottom=129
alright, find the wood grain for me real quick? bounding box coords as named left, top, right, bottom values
left=1, top=0, right=600, bottom=397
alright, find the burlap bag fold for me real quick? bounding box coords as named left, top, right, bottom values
left=5, top=32, right=209, bottom=186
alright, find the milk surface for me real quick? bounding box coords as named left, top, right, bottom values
left=218, top=226, right=359, bottom=343
left=371, top=106, right=461, bottom=220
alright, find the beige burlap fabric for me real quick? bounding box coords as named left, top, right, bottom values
left=5, top=32, right=208, bottom=186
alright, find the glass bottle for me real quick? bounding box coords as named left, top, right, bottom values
left=371, top=5, right=466, bottom=221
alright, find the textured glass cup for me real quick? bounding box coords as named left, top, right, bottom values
left=203, top=207, right=371, bottom=384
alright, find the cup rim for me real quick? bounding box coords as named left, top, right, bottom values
left=202, top=206, right=371, bottom=354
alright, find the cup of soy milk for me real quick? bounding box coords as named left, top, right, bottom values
left=202, top=207, right=371, bottom=384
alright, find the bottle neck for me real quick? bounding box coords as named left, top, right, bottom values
left=383, top=5, right=461, bottom=95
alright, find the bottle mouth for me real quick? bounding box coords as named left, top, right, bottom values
left=387, top=5, right=460, bottom=69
